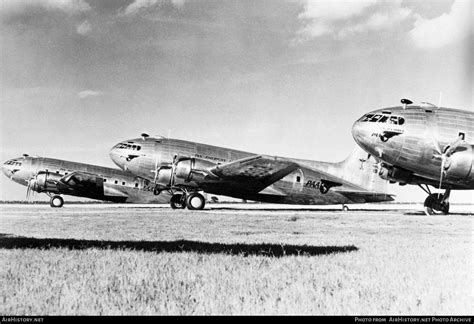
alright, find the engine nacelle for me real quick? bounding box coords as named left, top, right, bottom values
left=155, top=167, right=173, bottom=187
left=378, top=165, right=412, bottom=183
left=444, top=145, right=474, bottom=180
left=175, top=157, right=217, bottom=182
left=29, top=171, right=63, bottom=193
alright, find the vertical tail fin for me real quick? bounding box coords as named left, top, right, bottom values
left=336, top=146, right=389, bottom=193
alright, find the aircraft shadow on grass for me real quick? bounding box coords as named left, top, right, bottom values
left=0, top=234, right=358, bottom=257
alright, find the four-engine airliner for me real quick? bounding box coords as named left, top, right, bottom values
left=1, top=155, right=170, bottom=207
left=352, top=99, right=473, bottom=215
left=109, top=135, right=393, bottom=210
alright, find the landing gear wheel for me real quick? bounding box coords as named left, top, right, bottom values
left=342, top=205, right=349, bottom=211
left=186, top=192, right=206, bottom=210
left=50, top=195, right=64, bottom=208
left=153, top=187, right=161, bottom=195
left=170, top=194, right=186, bottom=209
left=424, top=194, right=449, bottom=215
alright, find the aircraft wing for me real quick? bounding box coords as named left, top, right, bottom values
left=210, top=155, right=300, bottom=192
left=57, top=171, right=106, bottom=195
left=58, top=171, right=131, bottom=198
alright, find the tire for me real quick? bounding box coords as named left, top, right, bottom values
left=342, top=205, right=349, bottom=211
left=424, top=194, right=449, bottom=215
left=186, top=192, right=206, bottom=210
left=50, top=195, right=64, bottom=208
left=170, top=194, right=186, bottom=209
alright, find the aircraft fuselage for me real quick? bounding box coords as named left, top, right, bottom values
left=352, top=104, right=474, bottom=189
left=110, top=137, right=392, bottom=205
left=1, top=156, right=169, bottom=204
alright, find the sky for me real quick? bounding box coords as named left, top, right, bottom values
left=0, top=0, right=472, bottom=203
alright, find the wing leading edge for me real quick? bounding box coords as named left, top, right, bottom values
left=210, top=155, right=299, bottom=193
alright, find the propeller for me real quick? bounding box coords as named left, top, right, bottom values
left=25, top=157, right=43, bottom=202
left=152, top=152, right=159, bottom=184
left=26, top=172, right=39, bottom=201
left=434, top=135, right=464, bottom=198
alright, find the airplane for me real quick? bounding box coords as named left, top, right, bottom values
left=1, top=154, right=170, bottom=207
left=352, top=99, right=473, bottom=215
left=109, top=134, right=394, bottom=210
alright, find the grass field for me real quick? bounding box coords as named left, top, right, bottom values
left=0, top=204, right=472, bottom=315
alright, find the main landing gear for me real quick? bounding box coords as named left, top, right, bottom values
left=169, top=192, right=206, bottom=210
left=49, top=195, right=64, bottom=208
left=418, top=185, right=450, bottom=215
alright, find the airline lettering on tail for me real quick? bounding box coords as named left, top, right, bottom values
left=305, top=180, right=324, bottom=189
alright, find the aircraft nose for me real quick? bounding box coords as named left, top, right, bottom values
left=109, top=146, right=124, bottom=169
left=0, top=161, right=9, bottom=177
left=351, top=120, right=365, bottom=145
left=351, top=119, right=373, bottom=154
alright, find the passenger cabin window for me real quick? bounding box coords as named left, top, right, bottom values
left=115, top=180, right=118, bottom=184
left=103, top=179, right=107, bottom=182
left=122, top=181, right=126, bottom=186
left=135, top=183, right=139, bottom=188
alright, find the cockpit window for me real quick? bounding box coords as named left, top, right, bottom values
left=360, top=114, right=374, bottom=122
left=379, top=116, right=389, bottom=123
left=114, top=143, right=141, bottom=151
left=4, top=160, right=22, bottom=166
left=359, top=113, right=405, bottom=125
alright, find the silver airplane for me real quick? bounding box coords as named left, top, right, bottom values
left=1, top=154, right=170, bottom=207
left=109, top=135, right=394, bottom=210
left=352, top=99, right=473, bottom=215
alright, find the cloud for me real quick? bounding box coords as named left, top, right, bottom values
left=0, top=0, right=90, bottom=20
left=122, top=0, right=185, bottom=16
left=299, top=0, right=377, bottom=21
left=296, top=0, right=471, bottom=49
left=76, top=20, right=92, bottom=35
left=297, top=0, right=377, bottom=38
left=409, top=0, right=472, bottom=49
left=338, top=6, right=412, bottom=38
left=296, top=0, right=417, bottom=41
left=78, top=90, right=103, bottom=99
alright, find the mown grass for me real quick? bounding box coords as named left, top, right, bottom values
left=0, top=205, right=472, bottom=315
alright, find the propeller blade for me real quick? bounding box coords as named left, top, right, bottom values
left=153, top=153, right=159, bottom=184
left=444, top=136, right=464, bottom=157
left=26, top=180, right=31, bottom=201
left=437, top=154, right=447, bottom=199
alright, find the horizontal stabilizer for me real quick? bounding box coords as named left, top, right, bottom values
left=258, top=185, right=287, bottom=196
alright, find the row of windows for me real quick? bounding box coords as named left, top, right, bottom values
left=360, top=114, right=405, bottom=125
left=114, top=143, right=142, bottom=151
left=4, top=160, right=22, bottom=166
left=103, top=178, right=139, bottom=187
left=52, top=170, right=140, bottom=188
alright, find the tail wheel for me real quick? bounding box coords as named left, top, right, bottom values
left=50, top=195, right=64, bottom=208
left=186, top=192, right=206, bottom=210
left=342, top=205, right=349, bottom=211
left=170, top=194, right=186, bottom=209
